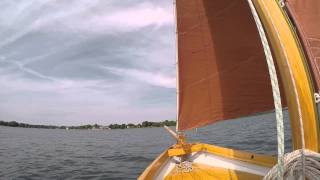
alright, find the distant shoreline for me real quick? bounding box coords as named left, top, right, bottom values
left=0, top=120, right=176, bottom=130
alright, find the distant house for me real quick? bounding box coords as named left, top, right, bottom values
left=126, top=124, right=136, bottom=129
left=99, top=126, right=111, bottom=130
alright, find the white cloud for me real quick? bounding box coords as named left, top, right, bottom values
left=8, top=1, right=174, bottom=35
left=105, top=66, right=176, bottom=89
left=0, top=73, right=175, bottom=125
left=0, top=1, right=174, bottom=49
left=0, top=0, right=176, bottom=125
left=91, top=2, right=174, bottom=32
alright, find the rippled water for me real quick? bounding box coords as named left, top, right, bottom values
left=0, top=111, right=292, bottom=180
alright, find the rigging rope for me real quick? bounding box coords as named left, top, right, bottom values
left=246, top=0, right=320, bottom=179
left=257, top=0, right=308, bottom=179
left=263, top=149, right=320, bottom=180
left=246, top=0, right=285, bottom=179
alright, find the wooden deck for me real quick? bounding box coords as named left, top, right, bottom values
left=165, top=163, right=262, bottom=180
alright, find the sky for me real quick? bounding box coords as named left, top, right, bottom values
left=0, top=0, right=176, bottom=126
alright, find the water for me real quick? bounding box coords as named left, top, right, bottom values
left=0, top=112, right=292, bottom=180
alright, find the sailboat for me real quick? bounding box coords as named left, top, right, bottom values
left=139, top=0, right=320, bottom=179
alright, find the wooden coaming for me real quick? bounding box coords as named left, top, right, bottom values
left=138, top=143, right=275, bottom=180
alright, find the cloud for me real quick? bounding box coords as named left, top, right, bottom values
left=0, top=0, right=176, bottom=125
left=91, top=2, right=174, bottom=32
left=8, top=1, right=175, bottom=36
left=105, top=66, right=175, bottom=89
left=0, top=0, right=174, bottom=50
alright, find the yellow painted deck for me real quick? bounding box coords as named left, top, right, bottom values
left=165, top=163, right=262, bottom=180
left=138, top=143, right=275, bottom=180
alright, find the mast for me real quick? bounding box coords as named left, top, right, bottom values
left=252, top=0, right=320, bottom=151
left=173, top=0, right=180, bottom=132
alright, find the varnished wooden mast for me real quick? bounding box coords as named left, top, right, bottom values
left=253, top=0, right=320, bottom=151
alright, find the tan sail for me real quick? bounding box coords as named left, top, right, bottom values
left=176, top=0, right=283, bottom=131
left=286, top=0, right=320, bottom=91
left=139, top=0, right=320, bottom=179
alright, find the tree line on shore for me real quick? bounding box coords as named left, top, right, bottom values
left=0, top=120, right=176, bottom=130
left=109, top=120, right=176, bottom=129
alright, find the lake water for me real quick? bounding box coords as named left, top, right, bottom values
left=0, top=111, right=292, bottom=180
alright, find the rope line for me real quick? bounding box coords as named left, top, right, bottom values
left=258, top=0, right=307, bottom=179
left=263, top=149, right=320, bottom=180
left=246, top=0, right=320, bottom=179
left=246, top=0, right=285, bottom=179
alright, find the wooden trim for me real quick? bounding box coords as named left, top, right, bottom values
left=139, top=143, right=276, bottom=179
left=168, top=143, right=276, bottom=168
left=138, top=148, right=170, bottom=180
left=203, top=144, right=276, bottom=168
left=165, top=163, right=263, bottom=180
left=253, top=0, right=320, bottom=151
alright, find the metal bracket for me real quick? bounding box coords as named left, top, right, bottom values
left=315, top=93, right=320, bottom=104
left=279, top=0, right=285, bottom=8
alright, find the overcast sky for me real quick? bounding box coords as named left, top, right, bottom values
left=0, top=0, right=176, bottom=126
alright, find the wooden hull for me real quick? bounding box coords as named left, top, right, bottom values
left=139, top=143, right=276, bottom=180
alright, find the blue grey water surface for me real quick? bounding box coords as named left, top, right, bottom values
left=0, top=111, right=292, bottom=180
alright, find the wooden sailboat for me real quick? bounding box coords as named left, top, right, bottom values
left=139, top=0, right=320, bottom=179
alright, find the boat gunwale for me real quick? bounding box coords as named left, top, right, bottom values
left=138, top=143, right=276, bottom=179
left=138, top=147, right=170, bottom=180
